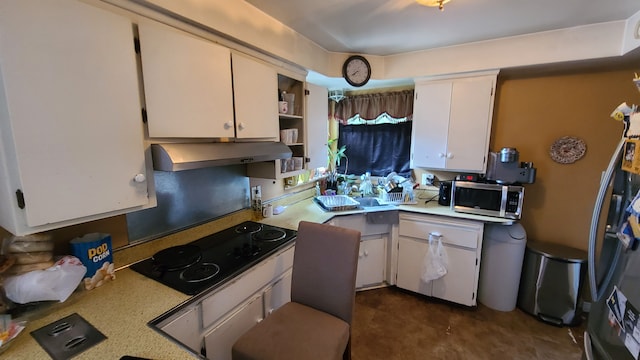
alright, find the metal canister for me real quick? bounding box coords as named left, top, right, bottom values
left=500, top=147, right=519, bottom=163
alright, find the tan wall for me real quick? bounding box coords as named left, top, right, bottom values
left=492, top=65, right=640, bottom=251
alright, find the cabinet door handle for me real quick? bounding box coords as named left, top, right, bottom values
left=364, top=250, right=369, bottom=257
left=446, top=153, right=453, bottom=159
left=238, top=122, right=246, bottom=130
left=438, top=152, right=446, bottom=158
left=224, top=121, right=233, bottom=129
left=133, top=173, right=146, bottom=183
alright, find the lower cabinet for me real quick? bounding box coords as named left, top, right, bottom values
left=158, top=246, right=294, bottom=360
left=204, top=294, right=264, bottom=360
left=357, top=235, right=386, bottom=288
left=263, top=270, right=293, bottom=316
left=328, top=214, right=391, bottom=289
left=396, top=213, right=484, bottom=306
left=161, top=306, right=202, bottom=353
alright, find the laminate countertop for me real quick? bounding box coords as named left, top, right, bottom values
left=1, top=190, right=512, bottom=359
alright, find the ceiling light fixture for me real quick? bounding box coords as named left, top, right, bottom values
left=416, top=0, right=450, bottom=11
left=329, top=89, right=345, bottom=103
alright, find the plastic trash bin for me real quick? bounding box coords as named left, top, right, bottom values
left=478, top=223, right=527, bottom=311
left=517, top=241, right=587, bottom=326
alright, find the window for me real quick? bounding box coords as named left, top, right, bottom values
left=333, top=90, right=414, bottom=177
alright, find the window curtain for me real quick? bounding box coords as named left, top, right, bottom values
left=334, top=90, right=414, bottom=123
left=337, top=122, right=412, bottom=177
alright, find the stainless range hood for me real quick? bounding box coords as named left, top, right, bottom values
left=151, top=142, right=292, bottom=171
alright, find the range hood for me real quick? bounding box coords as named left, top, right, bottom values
left=151, top=142, right=292, bottom=171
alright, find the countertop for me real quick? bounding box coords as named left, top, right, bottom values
left=2, top=190, right=513, bottom=359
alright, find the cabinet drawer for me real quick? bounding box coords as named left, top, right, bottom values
left=398, top=217, right=481, bottom=249
left=330, top=214, right=390, bottom=236
left=201, top=246, right=294, bottom=328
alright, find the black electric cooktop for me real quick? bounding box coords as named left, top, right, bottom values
left=129, top=221, right=296, bottom=295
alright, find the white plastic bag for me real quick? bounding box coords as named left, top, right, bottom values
left=421, top=232, right=449, bottom=282
left=4, top=256, right=87, bottom=304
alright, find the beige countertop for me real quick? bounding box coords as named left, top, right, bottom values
left=2, top=191, right=513, bottom=359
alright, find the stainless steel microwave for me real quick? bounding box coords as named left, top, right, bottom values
left=451, top=181, right=524, bottom=219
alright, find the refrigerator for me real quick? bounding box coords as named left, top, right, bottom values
left=585, top=136, right=640, bottom=360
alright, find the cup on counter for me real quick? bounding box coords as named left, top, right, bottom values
left=262, top=203, right=273, bottom=218
left=278, top=101, right=288, bottom=114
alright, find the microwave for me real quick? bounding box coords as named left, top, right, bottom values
left=451, top=181, right=524, bottom=219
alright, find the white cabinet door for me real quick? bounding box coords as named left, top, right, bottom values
left=411, top=81, right=452, bottom=169
left=397, top=213, right=483, bottom=306
left=431, top=244, right=478, bottom=306
left=232, top=53, right=279, bottom=140
left=204, top=294, right=263, bottom=360
left=0, top=0, right=151, bottom=235
left=356, top=236, right=386, bottom=288
left=396, top=236, right=433, bottom=296
left=138, top=21, right=235, bottom=138
left=305, top=82, right=329, bottom=170
left=263, top=270, right=292, bottom=316
left=161, top=306, right=201, bottom=353
left=446, top=77, right=496, bottom=171
left=411, top=74, right=496, bottom=172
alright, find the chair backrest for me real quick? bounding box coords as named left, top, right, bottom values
left=290, top=221, right=361, bottom=325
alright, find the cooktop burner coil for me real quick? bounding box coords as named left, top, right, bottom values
left=180, top=263, right=220, bottom=283
left=253, top=229, right=286, bottom=242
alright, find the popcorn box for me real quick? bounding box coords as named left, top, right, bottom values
left=70, top=233, right=115, bottom=290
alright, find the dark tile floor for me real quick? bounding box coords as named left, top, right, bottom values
left=351, top=287, right=586, bottom=360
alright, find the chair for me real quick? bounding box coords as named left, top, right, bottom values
left=232, top=220, right=361, bottom=360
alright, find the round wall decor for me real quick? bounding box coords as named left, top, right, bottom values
left=549, top=136, right=586, bottom=164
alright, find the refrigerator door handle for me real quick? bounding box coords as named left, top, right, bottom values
left=583, top=331, right=594, bottom=360
left=588, top=138, right=625, bottom=301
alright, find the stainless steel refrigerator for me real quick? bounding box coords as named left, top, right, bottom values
left=585, top=137, right=640, bottom=360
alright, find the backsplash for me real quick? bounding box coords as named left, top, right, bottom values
left=126, top=165, right=249, bottom=243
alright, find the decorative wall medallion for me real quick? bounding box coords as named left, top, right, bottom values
left=549, top=136, right=586, bottom=164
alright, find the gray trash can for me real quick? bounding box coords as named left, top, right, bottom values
left=478, top=223, right=527, bottom=311
left=517, top=241, right=587, bottom=326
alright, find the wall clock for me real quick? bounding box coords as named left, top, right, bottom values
left=342, top=55, right=371, bottom=87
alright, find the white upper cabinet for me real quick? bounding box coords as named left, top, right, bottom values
left=232, top=53, right=279, bottom=140
left=411, top=71, right=498, bottom=172
left=0, top=0, right=153, bottom=235
left=138, top=22, right=279, bottom=140
left=306, top=83, right=329, bottom=170
left=138, top=21, right=235, bottom=138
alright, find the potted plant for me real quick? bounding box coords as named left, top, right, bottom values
left=327, top=138, right=348, bottom=191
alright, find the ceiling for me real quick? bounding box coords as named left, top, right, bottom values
left=245, top=0, right=640, bottom=56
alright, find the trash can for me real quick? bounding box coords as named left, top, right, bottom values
left=478, top=223, right=527, bottom=311
left=517, top=241, right=587, bottom=326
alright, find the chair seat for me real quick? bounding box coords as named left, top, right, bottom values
left=232, top=301, right=350, bottom=360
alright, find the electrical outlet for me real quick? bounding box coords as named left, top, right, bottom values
left=422, top=173, right=435, bottom=186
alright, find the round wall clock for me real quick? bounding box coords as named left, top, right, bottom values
left=342, top=55, right=371, bottom=87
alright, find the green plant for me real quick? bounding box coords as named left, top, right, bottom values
left=327, top=138, right=347, bottom=172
